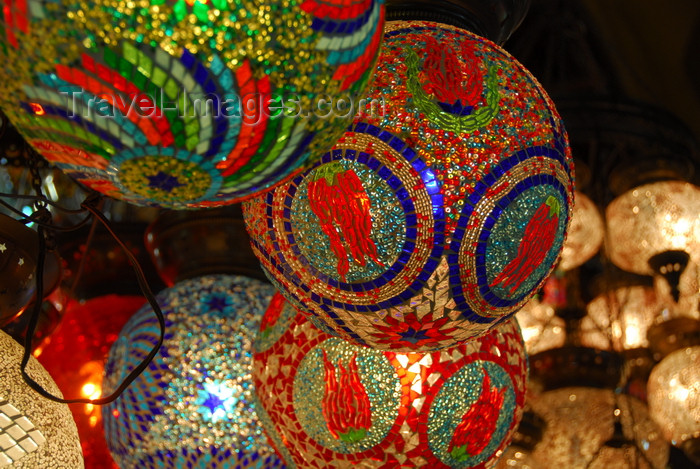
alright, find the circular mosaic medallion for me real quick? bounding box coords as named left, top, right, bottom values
left=257, top=125, right=443, bottom=310
left=293, top=338, right=401, bottom=454
left=449, top=145, right=571, bottom=322
left=427, top=362, right=517, bottom=467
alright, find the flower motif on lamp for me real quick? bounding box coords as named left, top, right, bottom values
left=0, top=0, right=385, bottom=208
left=101, top=275, right=282, bottom=468
left=243, top=20, right=574, bottom=351
left=0, top=329, right=84, bottom=468
left=253, top=293, right=528, bottom=468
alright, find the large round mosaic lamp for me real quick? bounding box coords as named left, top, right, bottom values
left=101, top=275, right=282, bottom=468
left=243, top=19, right=575, bottom=351
left=605, top=181, right=700, bottom=295
left=0, top=0, right=385, bottom=209
left=559, top=191, right=604, bottom=271
left=529, top=387, right=669, bottom=469
left=0, top=329, right=84, bottom=468
left=647, top=346, right=700, bottom=463
left=253, top=293, right=528, bottom=468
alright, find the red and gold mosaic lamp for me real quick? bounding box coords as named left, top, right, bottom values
left=243, top=19, right=575, bottom=351
left=0, top=0, right=384, bottom=208
left=253, top=293, right=528, bottom=468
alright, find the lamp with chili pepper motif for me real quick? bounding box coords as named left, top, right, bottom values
left=243, top=20, right=575, bottom=351
left=0, top=0, right=384, bottom=209
left=253, top=293, right=528, bottom=468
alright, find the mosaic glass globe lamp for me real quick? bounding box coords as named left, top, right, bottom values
left=101, top=275, right=282, bottom=468
left=0, top=0, right=385, bottom=208
left=253, top=293, right=528, bottom=468
left=243, top=15, right=575, bottom=352
left=529, top=387, right=669, bottom=469
left=606, top=181, right=700, bottom=302
left=559, top=191, right=604, bottom=271
left=647, top=346, right=700, bottom=465
left=580, top=285, right=660, bottom=352
left=0, top=329, right=84, bottom=468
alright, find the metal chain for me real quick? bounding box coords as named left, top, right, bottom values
left=24, top=146, right=56, bottom=250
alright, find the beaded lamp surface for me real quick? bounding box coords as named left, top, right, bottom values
left=647, top=346, right=700, bottom=448
left=0, top=329, right=84, bottom=468
left=243, top=20, right=575, bottom=351
left=606, top=181, right=700, bottom=275
left=0, top=0, right=384, bottom=208
left=101, top=275, right=281, bottom=468
left=253, top=293, right=528, bottom=468
left=559, top=191, right=604, bottom=271
left=529, top=387, right=669, bottom=469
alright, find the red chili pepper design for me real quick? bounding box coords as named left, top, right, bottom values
left=420, top=35, right=485, bottom=107
left=321, top=350, right=372, bottom=443
left=448, top=372, right=507, bottom=462
left=259, top=292, right=286, bottom=336
left=490, top=195, right=561, bottom=295
left=307, top=161, right=384, bottom=282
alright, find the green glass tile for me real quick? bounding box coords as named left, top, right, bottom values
left=185, top=120, right=200, bottom=135
left=185, top=134, right=199, bottom=151
left=165, top=109, right=180, bottom=122
left=164, top=78, right=179, bottom=99
left=193, top=2, right=209, bottom=22
left=171, top=119, right=185, bottom=133
left=151, top=67, right=168, bottom=87
left=174, top=134, right=187, bottom=146
left=133, top=72, right=147, bottom=90
left=122, top=42, right=138, bottom=65
left=103, top=48, right=118, bottom=69
left=137, top=52, right=153, bottom=78
left=118, top=59, right=132, bottom=78
left=173, top=0, right=187, bottom=22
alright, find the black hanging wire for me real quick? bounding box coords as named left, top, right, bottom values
left=5, top=150, right=166, bottom=405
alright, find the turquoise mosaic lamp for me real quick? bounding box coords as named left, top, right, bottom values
left=101, top=275, right=281, bottom=468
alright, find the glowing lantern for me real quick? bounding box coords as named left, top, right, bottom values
left=515, top=296, right=565, bottom=355
left=253, top=293, right=528, bottom=467
left=647, top=346, right=700, bottom=461
left=0, top=0, right=385, bottom=209
left=0, top=329, right=84, bottom=467
left=606, top=181, right=700, bottom=301
left=580, top=285, right=660, bottom=351
left=559, top=191, right=604, bottom=271
left=243, top=20, right=574, bottom=351
left=529, top=388, right=669, bottom=469
left=101, top=275, right=282, bottom=468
